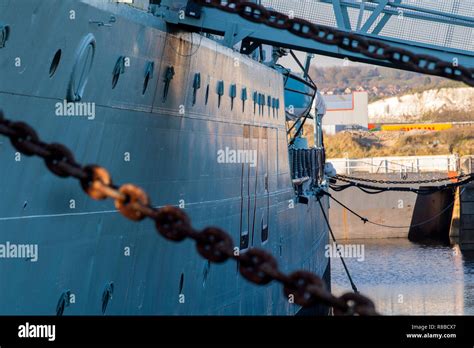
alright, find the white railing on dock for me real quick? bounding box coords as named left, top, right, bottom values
left=328, top=155, right=458, bottom=174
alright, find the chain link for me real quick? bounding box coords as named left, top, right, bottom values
left=194, top=0, right=474, bottom=87
left=0, top=112, right=378, bottom=315
left=334, top=173, right=471, bottom=185
left=1, top=2, right=469, bottom=314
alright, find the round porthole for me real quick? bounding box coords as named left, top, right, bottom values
left=49, top=49, right=62, bottom=78
left=142, top=71, right=151, bottom=95
left=205, top=84, right=210, bottom=105
left=67, top=34, right=96, bottom=102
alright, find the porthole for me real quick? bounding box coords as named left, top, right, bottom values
left=49, top=49, right=62, bottom=78
left=67, top=34, right=96, bottom=102
left=142, top=72, right=150, bottom=95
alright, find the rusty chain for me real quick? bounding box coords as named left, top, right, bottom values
left=0, top=111, right=378, bottom=315
left=194, top=0, right=474, bottom=87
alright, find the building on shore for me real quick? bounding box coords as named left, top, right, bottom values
left=320, top=91, right=368, bottom=134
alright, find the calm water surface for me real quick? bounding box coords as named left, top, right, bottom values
left=331, top=238, right=474, bottom=315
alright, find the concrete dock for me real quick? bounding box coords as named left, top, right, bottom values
left=460, top=183, right=474, bottom=250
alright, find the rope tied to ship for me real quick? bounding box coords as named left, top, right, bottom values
left=0, top=111, right=378, bottom=316
left=194, top=0, right=474, bottom=87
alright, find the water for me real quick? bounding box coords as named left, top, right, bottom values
left=331, top=238, right=474, bottom=315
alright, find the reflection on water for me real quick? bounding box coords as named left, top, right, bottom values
left=331, top=238, right=474, bottom=315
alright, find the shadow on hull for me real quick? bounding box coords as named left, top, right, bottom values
left=408, top=189, right=455, bottom=245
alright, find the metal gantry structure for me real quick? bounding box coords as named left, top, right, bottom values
left=157, top=0, right=474, bottom=72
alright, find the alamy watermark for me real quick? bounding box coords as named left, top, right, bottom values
left=18, top=322, right=55, bottom=341
left=325, top=243, right=365, bottom=262
left=0, top=241, right=38, bottom=262
left=217, top=147, right=257, bottom=167
left=55, top=100, right=96, bottom=120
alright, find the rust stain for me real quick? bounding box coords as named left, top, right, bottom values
left=448, top=171, right=459, bottom=183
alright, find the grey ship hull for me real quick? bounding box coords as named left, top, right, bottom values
left=0, top=0, right=329, bottom=315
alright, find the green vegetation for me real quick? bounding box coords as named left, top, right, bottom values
left=420, top=110, right=474, bottom=123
